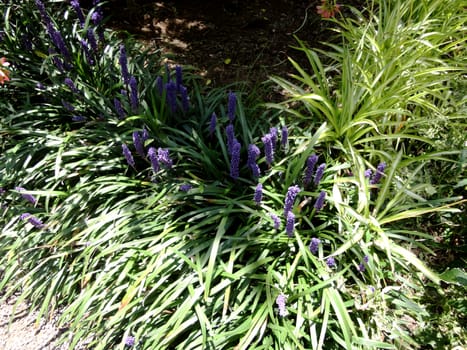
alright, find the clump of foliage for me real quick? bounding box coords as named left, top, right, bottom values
left=0, top=0, right=465, bottom=349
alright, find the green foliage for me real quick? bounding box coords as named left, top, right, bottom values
left=1, top=0, right=465, bottom=349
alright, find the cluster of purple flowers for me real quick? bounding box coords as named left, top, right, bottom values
left=20, top=212, right=45, bottom=229
left=282, top=185, right=301, bottom=237
left=314, top=191, right=326, bottom=212
left=230, top=140, right=241, bottom=180
left=179, top=184, right=193, bottom=192
left=64, top=77, right=79, bottom=94
left=286, top=211, right=295, bottom=237
left=326, top=256, right=336, bottom=268
left=36, top=0, right=71, bottom=64
left=122, top=143, right=136, bottom=168
left=218, top=92, right=289, bottom=183
left=209, top=112, right=217, bottom=136
left=70, top=0, right=85, bottom=27
left=114, top=97, right=126, bottom=119
left=281, top=125, right=288, bottom=148
left=35, top=0, right=104, bottom=73
left=254, top=183, right=263, bottom=205
left=224, top=117, right=243, bottom=180
left=129, top=76, right=139, bottom=113
left=358, top=255, right=369, bottom=272
left=303, top=154, right=318, bottom=186
left=261, top=133, right=274, bottom=166
left=119, top=45, right=131, bottom=85
left=122, top=128, right=173, bottom=175
left=275, top=294, right=287, bottom=317
left=226, top=124, right=236, bottom=155
left=154, top=65, right=191, bottom=114
left=132, top=130, right=147, bottom=158
left=303, top=154, right=326, bottom=187
left=309, top=237, right=320, bottom=254
left=270, top=213, right=281, bottom=230
left=227, top=91, right=237, bottom=122
left=369, top=162, right=386, bottom=185
left=247, top=144, right=261, bottom=178
left=284, top=185, right=300, bottom=217
left=118, top=45, right=141, bottom=114
left=15, top=186, right=37, bottom=205
left=124, top=335, right=135, bottom=347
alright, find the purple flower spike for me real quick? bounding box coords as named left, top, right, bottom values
left=364, top=169, right=372, bottom=178
left=261, top=133, right=274, bottom=165
left=129, top=76, right=139, bottom=113
left=254, top=183, right=263, bottom=205
left=122, top=143, right=135, bottom=168
left=314, top=163, right=326, bottom=186
left=270, top=213, right=281, bottom=230
left=50, top=28, right=71, bottom=63
left=157, top=148, right=173, bottom=168
left=147, top=147, right=159, bottom=173
left=230, top=140, right=241, bottom=180
left=20, top=213, right=45, bottom=229
left=370, top=162, right=386, bottom=185
left=247, top=144, right=261, bottom=178
left=124, top=335, right=135, bottom=347
left=62, top=100, right=75, bottom=112
left=15, top=187, right=37, bottom=205
left=326, top=257, right=336, bottom=268
left=276, top=294, right=287, bottom=317
left=114, top=98, right=126, bottom=119
left=141, top=127, right=149, bottom=142
left=304, top=154, right=318, bottom=186
left=281, top=125, right=288, bottom=148
left=165, top=81, right=178, bottom=113
left=132, top=131, right=145, bottom=158
left=155, top=76, right=163, bottom=95
left=119, top=45, right=130, bottom=84
left=227, top=91, right=237, bottom=122
left=28, top=215, right=45, bottom=229
left=286, top=211, right=295, bottom=237
left=71, top=0, right=85, bottom=27
left=50, top=49, right=64, bottom=72
left=309, top=237, right=320, bottom=254
left=64, top=78, right=79, bottom=94
left=209, top=112, right=217, bottom=136
left=314, top=191, right=326, bottom=212
left=79, top=39, right=95, bottom=66
left=20, top=213, right=31, bottom=221
left=284, top=185, right=300, bottom=217
left=269, top=127, right=278, bottom=151
left=226, top=124, right=235, bottom=155
left=91, top=0, right=104, bottom=35
left=179, top=184, right=192, bottom=192
left=175, top=65, right=183, bottom=91
left=35, top=0, right=50, bottom=24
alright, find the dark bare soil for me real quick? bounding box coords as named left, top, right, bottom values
left=105, top=0, right=344, bottom=87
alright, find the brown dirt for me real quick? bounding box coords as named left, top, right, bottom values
left=105, top=0, right=344, bottom=88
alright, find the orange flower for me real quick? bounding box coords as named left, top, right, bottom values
left=0, top=57, right=10, bottom=84
left=316, top=0, right=341, bottom=18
